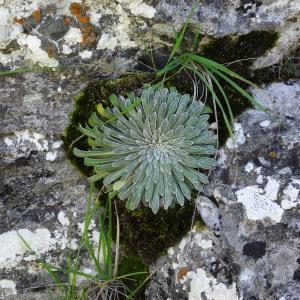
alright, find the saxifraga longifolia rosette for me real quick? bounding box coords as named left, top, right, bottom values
left=74, top=87, right=217, bottom=213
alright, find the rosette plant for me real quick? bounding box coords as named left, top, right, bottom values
left=74, top=87, right=216, bottom=213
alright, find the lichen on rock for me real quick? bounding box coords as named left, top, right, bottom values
left=146, top=80, right=300, bottom=300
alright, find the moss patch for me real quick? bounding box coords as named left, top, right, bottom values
left=200, top=30, right=279, bottom=75
left=116, top=198, right=203, bottom=265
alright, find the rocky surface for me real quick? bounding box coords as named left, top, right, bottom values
left=0, top=0, right=299, bottom=70
left=146, top=80, right=300, bottom=300
left=0, top=72, right=91, bottom=298
left=1, top=0, right=300, bottom=299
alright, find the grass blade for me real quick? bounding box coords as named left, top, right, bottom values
left=126, top=272, right=153, bottom=300
left=190, top=64, right=233, bottom=136
left=205, top=68, right=234, bottom=126
left=168, top=6, right=196, bottom=61
left=211, top=68, right=271, bottom=116
left=113, top=200, right=120, bottom=277
left=183, top=53, right=255, bottom=84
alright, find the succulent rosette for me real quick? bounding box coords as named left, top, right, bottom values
left=74, top=87, right=216, bottom=213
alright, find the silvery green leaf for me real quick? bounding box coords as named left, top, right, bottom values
left=74, top=87, right=216, bottom=213
left=153, top=164, right=160, bottom=184
left=79, top=124, right=97, bottom=138
left=175, top=184, right=185, bottom=206
left=88, top=112, right=104, bottom=127
left=151, top=184, right=160, bottom=214
left=185, top=116, right=198, bottom=126
left=95, top=164, right=118, bottom=173
left=145, top=180, right=154, bottom=203
left=103, top=169, right=124, bottom=185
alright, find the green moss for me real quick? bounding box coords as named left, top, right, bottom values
left=116, top=198, right=203, bottom=265
left=118, top=254, right=149, bottom=300
left=201, top=30, right=279, bottom=73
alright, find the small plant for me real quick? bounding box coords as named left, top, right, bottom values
left=154, top=15, right=271, bottom=137
left=73, top=87, right=216, bottom=213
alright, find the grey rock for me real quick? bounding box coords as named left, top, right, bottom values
left=0, top=72, right=92, bottom=298
left=37, top=16, right=69, bottom=41
left=146, top=80, right=300, bottom=300
left=0, top=0, right=299, bottom=69
left=196, top=196, right=220, bottom=229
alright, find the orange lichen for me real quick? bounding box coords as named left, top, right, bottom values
left=77, top=14, right=90, bottom=24
left=69, top=3, right=90, bottom=24
left=81, top=25, right=97, bottom=45
left=47, top=44, right=54, bottom=57
left=177, top=267, right=189, bottom=280
left=33, top=9, right=42, bottom=22
left=14, top=17, right=26, bottom=25
left=70, top=3, right=82, bottom=16
left=69, top=2, right=96, bottom=44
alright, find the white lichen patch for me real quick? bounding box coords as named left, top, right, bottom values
left=79, top=50, right=93, bottom=59
left=235, top=184, right=283, bottom=223
left=58, top=211, right=70, bottom=226
left=259, top=120, right=271, bottom=127
left=0, top=279, right=17, bottom=297
left=89, top=11, right=102, bottom=26
left=62, top=44, right=72, bottom=55
left=264, top=177, right=280, bottom=201
left=244, top=162, right=255, bottom=173
left=97, top=33, right=118, bottom=50
left=193, top=233, right=213, bottom=249
left=97, top=4, right=137, bottom=50
left=167, top=247, right=174, bottom=256
left=0, top=8, right=22, bottom=49
left=226, top=123, right=246, bottom=150
left=17, top=34, right=59, bottom=67
left=5, top=130, right=49, bottom=153
left=281, top=179, right=300, bottom=210
left=124, top=0, right=157, bottom=18
left=254, top=167, right=262, bottom=174
left=52, top=141, right=63, bottom=149
left=46, top=151, right=57, bottom=161
left=188, top=268, right=240, bottom=300
left=0, top=228, right=55, bottom=269
left=63, top=27, right=82, bottom=46
left=256, top=175, right=264, bottom=184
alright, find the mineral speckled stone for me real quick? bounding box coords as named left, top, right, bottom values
left=146, top=80, right=300, bottom=300
left=1, top=0, right=300, bottom=298
left=0, top=72, right=90, bottom=298
left=0, top=0, right=299, bottom=68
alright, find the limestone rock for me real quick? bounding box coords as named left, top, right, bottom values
left=0, top=72, right=91, bottom=298
left=0, top=0, right=299, bottom=68
left=146, top=80, right=300, bottom=300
